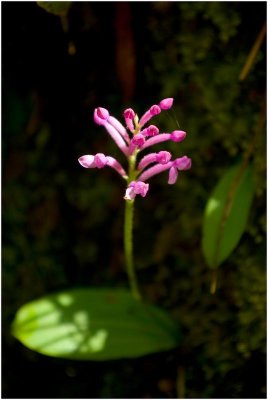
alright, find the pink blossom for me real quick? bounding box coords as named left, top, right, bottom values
left=138, top=151, right=171, bottom=170
left=168, top=166, right=178, bottom=184
left=138, top=162, right=173, bottom=182
left=174, top=155, right=192, bottom=170
left=108, top=116, right=130, bottom=144
left=78, top=153, right=127, bottom=178
left=93, top=108, right=129, bottom=155
left=129, top=134, right=146, bottom=155
left=94, top=153, right=108, bottom=168
left=140, top=131, right=186, bottom=151
left=79, top=99, right=191, bottom=200
left=138, top=156, right=191, bottom=183
left=123, top=108, right=135, bottom=131
left=100, top=119, right=129, bottom=156
left=140, top=125, right=159, bottom=137
left=139, top=105, right=161, bottom=127
left=93, top=107, right=109, bottom=125
left=124, top=181, right=149, bottom=200
left=78, top=154, right=96, bottom=168
left=156, top=151, right=172, bottom=164
left=170, top=130, right=187, bottom=142
left=169, top=156, right=192, bottom=184
left=159, top=98, right=173, bottom=110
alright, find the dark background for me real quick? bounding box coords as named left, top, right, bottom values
left=2, top=1, right=266, bottom=398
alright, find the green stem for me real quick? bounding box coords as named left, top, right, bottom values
left=124, top=199, right=142, bottom=301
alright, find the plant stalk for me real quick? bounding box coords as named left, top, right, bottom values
left=124, top=199, right=142, bottom=301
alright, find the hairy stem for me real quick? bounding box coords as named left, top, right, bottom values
left=124, top=199, right=142, bottom=301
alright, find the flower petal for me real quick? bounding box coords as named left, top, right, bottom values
left=106, top=156, right=128, bottom=178
left=78, top=155, right=95, bottom=168
left=124, top=186, right=135, bottom=200
left=124, top=181, right=149, bottom=200
left=103, top=121, right=129, bottom=156
left=168, top=166, right=178, bottom=184
left=174, top=156, right=192, bottom=170
left=129, top=134, right=146, bottom=154
left=156, top=151, right=172, bottom=164
left=108, top=116, right=130, bottom=143
left=94, top=153, right=108, bottom=168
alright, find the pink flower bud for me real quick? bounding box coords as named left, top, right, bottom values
left=159, top=98, right=174, bottom=110
left=170, top=130, right=186, bottom=142
left=132, top=134, right=145, bottom=147
left=78, top=155, right=95, bottom=168
left=129, top=133, right=146, bottom=154
left=146, top=125, right=159, bottom=137
left=174, top=156, right=192, bottom=170
left=139, top=105, right=161, bottom=127
left=138, top=151, right=172, bottom=171
left=94, top=107, right=110, bottom=125
left=149, top=105, right=161, bottom=116
left=156, top=151, right=172, bottom=164
left=123, top=108, right=135, bottom=119
left=123, top=108, right=135, bottom=132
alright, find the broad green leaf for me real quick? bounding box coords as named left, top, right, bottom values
left=202, top=163, right=255, bottom=268
left=12, top=288, right=181, bottom=360
left=37, top=2, right=71, bottom=17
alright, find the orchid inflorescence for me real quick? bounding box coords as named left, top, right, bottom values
left=78, top=98, right=191, bottom=200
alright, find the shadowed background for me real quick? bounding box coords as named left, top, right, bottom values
left=2, top=2, right=266, bottom=398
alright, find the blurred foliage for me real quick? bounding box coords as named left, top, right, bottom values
left=37, top=1, right=71, bottom=17
left=2, top=1, right=266, bottom=398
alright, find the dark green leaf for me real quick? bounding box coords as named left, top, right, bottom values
left=202, top=163, right=255, bottom=268
left=12, top=288, right=181, bottom=360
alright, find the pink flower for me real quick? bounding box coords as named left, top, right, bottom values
left=108, top=115, right=130, bottom=144
left=129, top=134, right=146, bottom=155
left=123, top=108, right=135, bottom=132
left=140, top=125, right=159, bottom=137
left=138, top=156, right=191, bottom=183
left=170, top=130, right=187, bottom=142
left=93, top=108, right=129, bottom=156
left=168, top=156, right=191, bottom=184
left=174, top=156, right=192, bottom=170
left=141, top=131, right=186, bottom=151
left=79, top=98, right=191, bottom=201
left=139, top=105, right=161, bottom=127
left=78, top=153, right=127, bottom=178
left=124, top=181, right=149, bottom=200
left=138, top=151, right=171, bottom=170
left=93, top=107, right=110, bottom=125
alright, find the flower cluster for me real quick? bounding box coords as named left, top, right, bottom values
left=78, top=98, right=191, bottom=200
